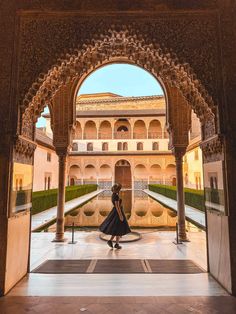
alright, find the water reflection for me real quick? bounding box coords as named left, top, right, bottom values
left=60, top=190, right=177, bottom=229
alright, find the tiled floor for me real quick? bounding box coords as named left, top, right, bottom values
left=1, top=296, right=236, bottom=314
left=7, top=230, right=228, bottom=297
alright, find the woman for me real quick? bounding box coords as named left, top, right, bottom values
left=99, top=183, right=131, bottom=249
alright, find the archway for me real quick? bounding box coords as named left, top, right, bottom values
left=149, top=164, right=162, bottom=184
left=21, top=26, right=216, bottom=143
left=165, top=164, right=176, bottom=186
left=69, top=165, right=81, bottom=185
left=114, top=119, right=131, bottom=139
left=84, top=121, right=97, bottom=140
left=133, top=120, right=147, bottom=139
left=115, top=160, right=132, bottom=189
left=148, top=120, right=162, bottom=139
left=84, top=164, right=97, bottom=185
left=134, top=164, right=148, bottom=189
left=99, top=120, right=112, bottom=139
left=12, top=24, right=225, bottom=298
left=99, top=164, right=112, bottom=189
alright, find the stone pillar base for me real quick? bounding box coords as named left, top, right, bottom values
left=52, top=234, right=67, bottom=243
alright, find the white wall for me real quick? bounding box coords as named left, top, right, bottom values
left=74, top=139, right=169, bottom=152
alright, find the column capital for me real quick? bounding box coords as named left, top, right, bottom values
left=172, top=146, right=187, bottom=160
left=55, top=147, right=69, bottom=158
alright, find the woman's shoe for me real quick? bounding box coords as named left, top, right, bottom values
left=107, top=240, right=113, bottom=248
left=114, top=243, right=122, bottom=249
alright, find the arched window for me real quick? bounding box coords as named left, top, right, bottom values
left=152, top=142, right=159, bottom=150
left=87, top=142, right=93, bottom=151
left=72, top=142, right=78, bottom=151
left=117, top=125, right=128, bottom=132
left=123, top=142, right=128, bottom=150
left=102, top=142, right=108, bottom=151
left=117, top=142, right=122, bottom=150
left=137, top=142, right=143, bottom=150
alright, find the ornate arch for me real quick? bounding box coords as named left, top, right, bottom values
left=21, top=25, right=215, bottom=139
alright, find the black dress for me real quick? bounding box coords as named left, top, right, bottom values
left=99, top=192, right=131, bottom=236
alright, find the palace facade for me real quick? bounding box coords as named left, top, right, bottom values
left=33, top=93, right=202, bottom=192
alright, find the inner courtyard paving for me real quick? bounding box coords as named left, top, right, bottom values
left=2, top=230, right=236, bottom=313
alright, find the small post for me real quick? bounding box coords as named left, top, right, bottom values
left=68, top=222, right=77, bottom=244
left=173, top=222, right=182, bottom=245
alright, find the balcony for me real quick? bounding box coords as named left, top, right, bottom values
left=83, top=133, right=97, bottom=140
left=148, top=132, right=165, bottom=139
left=98, top=132, right=112, bottom=139
left=114, top=131, right=131, bottom=139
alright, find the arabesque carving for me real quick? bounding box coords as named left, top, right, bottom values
left=14, top=135, right=37, bottom=163
left=20, top=22, right=216, bottom=140
left=200, top=134, right=224, bottom=162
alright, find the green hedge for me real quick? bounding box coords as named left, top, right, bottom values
left=31, top=184, right=97, bottom=215
left=148, top=184, right=204, bottom=211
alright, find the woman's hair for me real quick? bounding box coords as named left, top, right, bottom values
left=111, top=183, right=122, bottom=193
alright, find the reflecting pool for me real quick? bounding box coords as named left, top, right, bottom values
left=49, top=190, right=178, bottom=230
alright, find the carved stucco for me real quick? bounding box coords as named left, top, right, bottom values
left=18, top=16, right=218, bottom=141
left=200, top=134, right=224, bottom=163
left=13, top=135, right=37, bottom=164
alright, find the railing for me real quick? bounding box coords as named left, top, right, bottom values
left=148, top=132, right=163, bottom=139
left=98, top=132, right=112, bottom=139
left=133, top=132, right=147, bottom=139
left=83, top=133, right=97, bottom=139
left=114, top=131, right=131, bottom=139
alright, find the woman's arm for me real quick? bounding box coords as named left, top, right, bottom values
left=115, top=201, right=124, bottom=221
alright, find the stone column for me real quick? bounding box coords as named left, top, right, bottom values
left=53, top=150, right=67, bottom=242
left=174, top=148, right=188, bottom=241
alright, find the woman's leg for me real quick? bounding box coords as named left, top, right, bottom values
left=110, top=235, right=115, bottom=241
left=116, top=236, right=120, bottom=244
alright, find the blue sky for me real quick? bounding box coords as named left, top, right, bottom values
left=36, top=64, right=163, bottom=127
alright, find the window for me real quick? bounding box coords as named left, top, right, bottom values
left=47, top=177, right=51, bottom=190
left=44, top=174, right=51, bottom=190
left=117, top=125, right=128, bottom=132
left=194, top=149, right=199, bottom=160
left=123, top=142, right=128, bottom=150
left=102, top=142, right=108, bottom=151
left=137, top=142, right=143, bottom=150
left=117, top=142, right=122, bottom=150
left=47, top=152, right=51, bottom=162
left=87, top=142, right=93, bottom=151
left=72, top=143, right=78, bottom=151
left=152, top=142, right=159, bottom=150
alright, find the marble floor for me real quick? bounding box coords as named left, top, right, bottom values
left=7, top=229, right=228, bottom=297
left=144, top=189, right=206, bottom=229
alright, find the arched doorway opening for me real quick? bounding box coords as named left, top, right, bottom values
left=7, top=23, right=227, bottom=298
left=99, top=164, right=112, bottom=189
left=68, top=165, right=82, bottom=185
left=115, top=160, right=132, bottom=189
left=134, top=164, right=148, bottom=189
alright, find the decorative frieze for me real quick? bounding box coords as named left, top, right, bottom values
left=200, top=134, right=224, bottom=163
left=14, top=135, right=37, bottom=164
left=19, top=17, right=218, bottom=140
